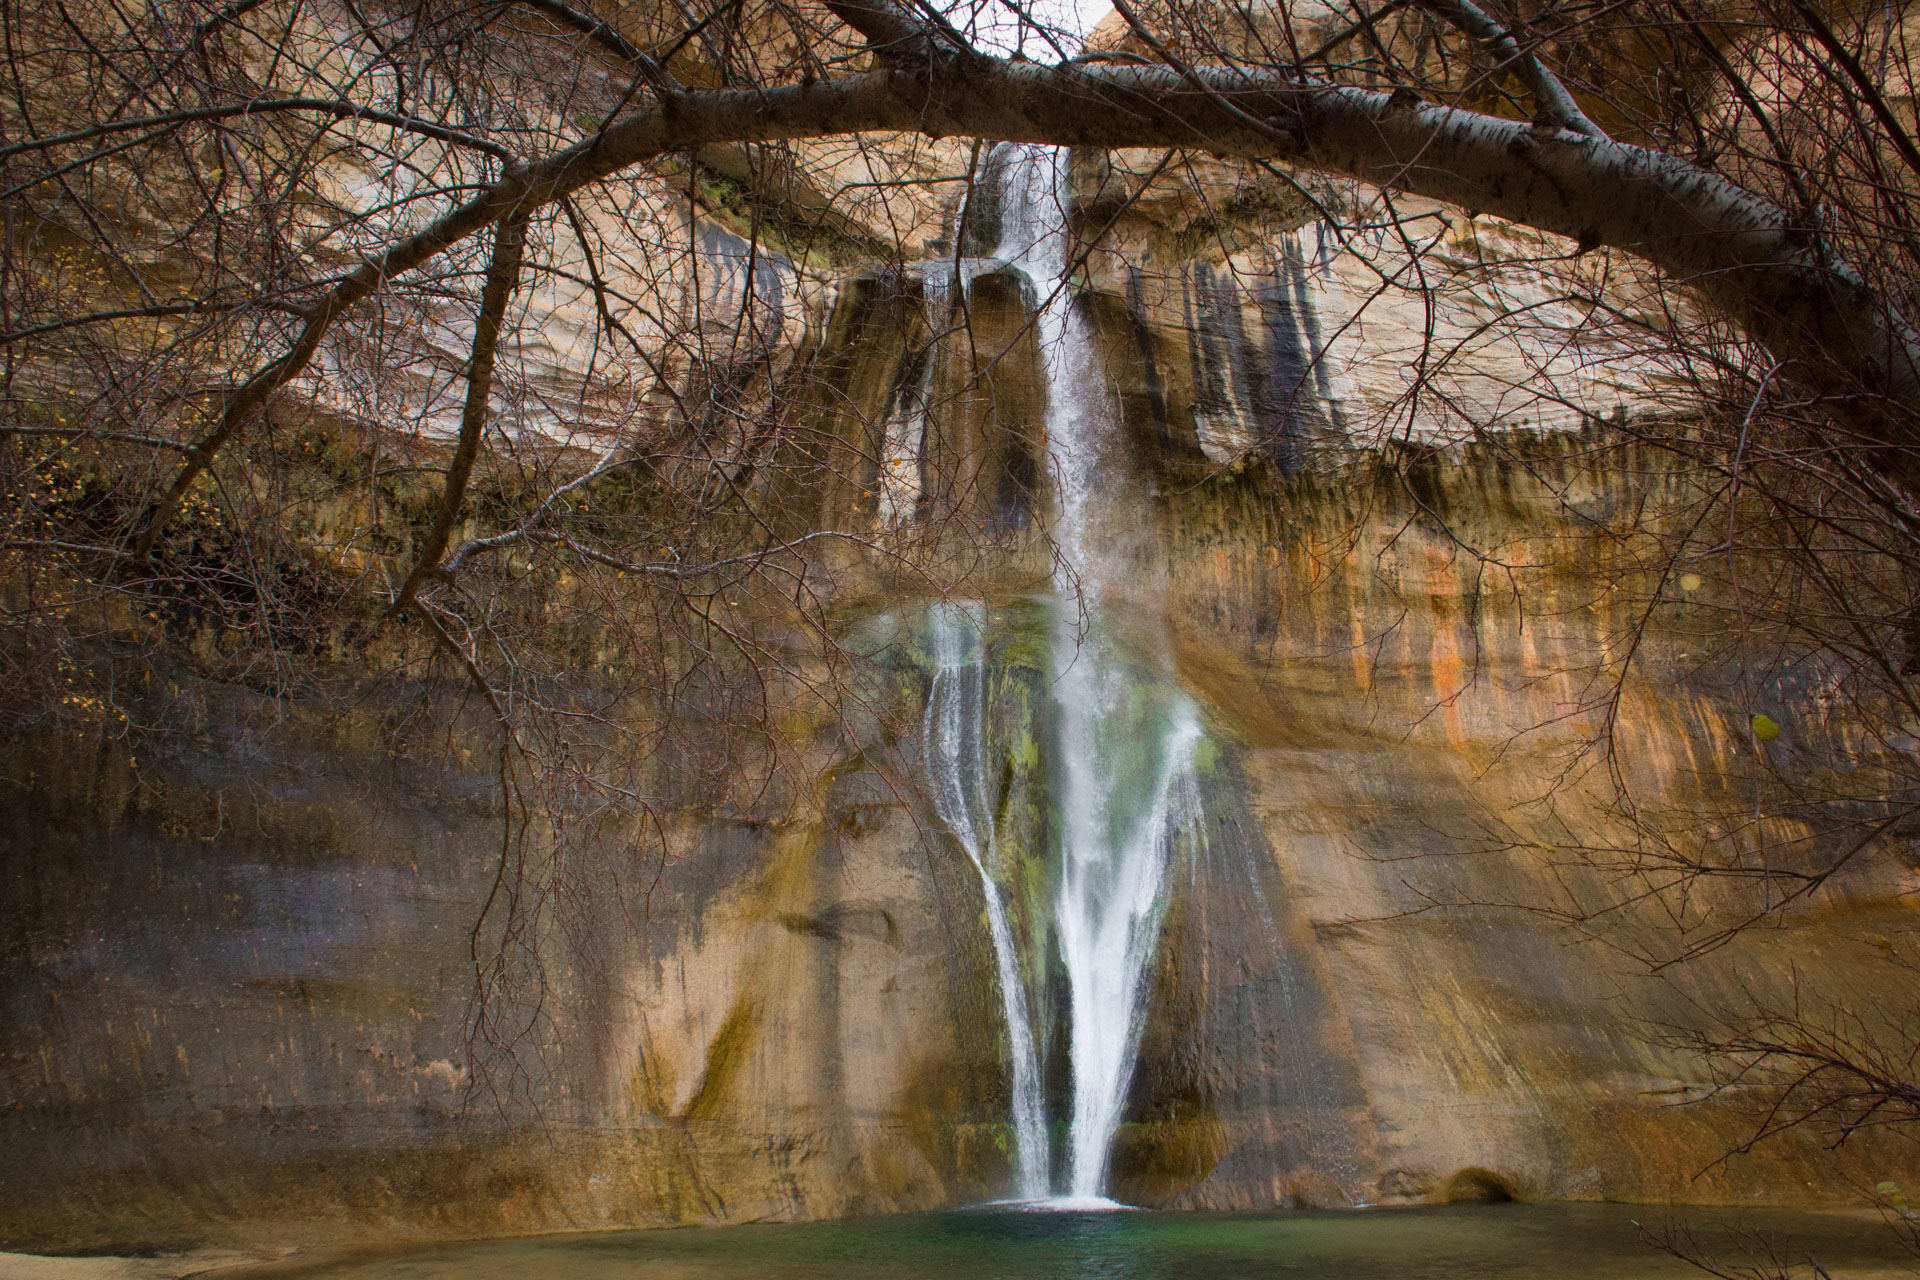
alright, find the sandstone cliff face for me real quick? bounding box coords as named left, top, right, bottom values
left=2, top=147, right=1913, bottom=1250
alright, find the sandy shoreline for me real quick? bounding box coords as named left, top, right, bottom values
left=0, top=1251, right=289, bottom=1280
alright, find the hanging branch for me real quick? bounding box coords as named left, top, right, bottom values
left=389, top=212, right=531, bottom=615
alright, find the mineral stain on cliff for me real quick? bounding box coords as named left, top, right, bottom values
left=2, top=116, right=1914, bottom=1258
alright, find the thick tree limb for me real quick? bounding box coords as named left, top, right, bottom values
left=1776, top=0, right=1920, bottom=186
left=1416, top=0, right=1605, bottom=137
left=1, top=426, right=192, bottom=451
left=130, top=53, right=1920, bottom=550
left=0, top=301, right=260, bottom=346
left=389, top=214, right=530, bottom=615
left=512, top=0, right=682, bottom=94
left=0, top=96, right=518, bottom=165
left=821, top=0, right=961, bottom=63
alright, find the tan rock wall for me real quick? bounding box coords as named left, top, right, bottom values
left=5, top=418, right=1913, bottom=1248
left=2, top=117, right=1912, bottom=1251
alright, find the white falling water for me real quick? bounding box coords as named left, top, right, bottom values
left=993, top=143, right=1209, bottom=1205
left=922, top=599, right=1051, bottom=1201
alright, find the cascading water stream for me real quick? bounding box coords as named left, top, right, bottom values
left=923, top=601, right=1050, bottom=1201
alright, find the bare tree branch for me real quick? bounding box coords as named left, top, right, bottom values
left=117, top=52, right=1920, bottom=555
left=1414, top=0, right=1605, bottom=137
left=389, top=212, right=530, bottom=615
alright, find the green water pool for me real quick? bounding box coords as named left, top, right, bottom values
left=247, top=1204, right=1909, bottom=1279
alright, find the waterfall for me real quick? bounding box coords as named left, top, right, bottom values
left=923, top=600, right=1050, bottom=1200
left=996, top=143, right=1208, bottom=1205
left=916, top=140, right=1206, bottom=1207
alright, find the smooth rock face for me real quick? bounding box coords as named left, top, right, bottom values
left=2, top=159, right=1912, bottom=1249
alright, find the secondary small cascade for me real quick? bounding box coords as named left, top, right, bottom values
left=923, top=600, right=1050, bottom=1201
left=918, top=142, right=1209, bottom=1206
